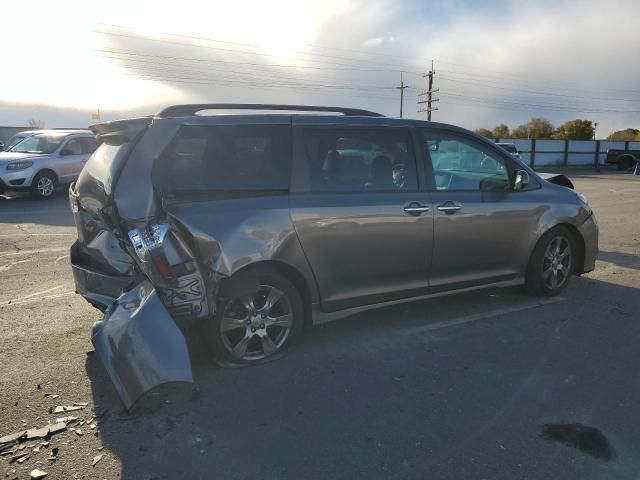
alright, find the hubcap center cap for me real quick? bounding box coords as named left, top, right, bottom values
left=250, top=315, right=265, bottom=329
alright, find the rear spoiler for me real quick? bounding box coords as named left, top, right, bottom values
left=89, top=117, right=152, bottom=144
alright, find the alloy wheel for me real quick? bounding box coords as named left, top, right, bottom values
left=542, top=236, right=572, bottom=290
left=220, top=284, right=293, bottom=361
left=37, top=177, right=54, bottom=197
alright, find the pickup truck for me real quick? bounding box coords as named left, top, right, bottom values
left=604, top=149, right=640, bottom=170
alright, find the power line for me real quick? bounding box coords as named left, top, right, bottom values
left=93, top=25, right=640, bottom=116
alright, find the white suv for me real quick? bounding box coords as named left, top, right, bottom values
left=0, top=131, right=97, bottom=199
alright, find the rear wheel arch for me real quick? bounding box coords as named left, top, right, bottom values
left=222, top=260, right=313, bottom=327
left=617, top=154, right=636, bottom=170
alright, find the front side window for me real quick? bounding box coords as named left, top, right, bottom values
left=300, top=128, right=418, bottom=193
left=80, top=137, right=98, bottom=154
left=63, top=138, right=83, bottom=155
left=11, top=135, right=65, bottom=154
left=153, top=124, right=291, bottom=192
left=422, top=131, right=510, bottom=191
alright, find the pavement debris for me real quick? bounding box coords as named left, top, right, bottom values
left=55, top=415, right=77, bottom=424
left=26, top=425, right=51, bottom=440
left=0, top=430, right=26, bottom=447
left=52, top=405, right=85, bottom=414
left=43, top=394, right=59, bottom=400
left=0, top=421, right=67, bottom=453
left=30, top=469, right=48, bottom=479
left=92, top=454, right=103, bottom=467
left=9, top=451, right=29, bottom=463
left=75, top=429, right=83, bottom=436
left=17, top=455, right=29, bottom=464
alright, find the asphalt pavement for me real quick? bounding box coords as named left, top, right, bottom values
left=1, top=171, right=639, bottom=480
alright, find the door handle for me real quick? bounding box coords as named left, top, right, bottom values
left=404, top=202, right=430, bottom=216
left=437, top=201, right=462, bottom=214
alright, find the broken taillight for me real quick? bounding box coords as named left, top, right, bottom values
left=127, top=223, right=209, bottom=322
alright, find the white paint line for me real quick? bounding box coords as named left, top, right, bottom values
left=0, top=247, right=69, bottom=258
left=0, top=259, right=30, bottom=273
left=397, top=296, right=567, bottom=336
left=54, top=254, right=70, bottom=264
left=0, top=233, right=73, bottom=237
left=1, top=285, right=65, bottom=305
left=0, top=291, right=75, bottom=307
left=0, top=209, right=70, bottom=215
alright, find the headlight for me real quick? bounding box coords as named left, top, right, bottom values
left=6, top=161, right=34, bottom=171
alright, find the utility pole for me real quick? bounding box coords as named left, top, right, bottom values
left=593, top=122, right=599, bottom=140
left=396, top=71, right=409, bottom=118
left=418, top=60, right=439, bottom=120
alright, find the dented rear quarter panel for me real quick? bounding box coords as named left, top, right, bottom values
left=164, top=195, right=320, bottom=304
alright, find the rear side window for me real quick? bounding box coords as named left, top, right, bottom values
left=299, top=127, right=418, bottom=193
left=153, top=125, right=291, bottom=192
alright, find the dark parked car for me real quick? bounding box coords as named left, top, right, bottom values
left=69, top=104, right=598, bottom=407
left=604, top=148, right=640, bottom=170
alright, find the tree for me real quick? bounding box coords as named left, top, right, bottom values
left=474, top=128, right=494, bottom=137
left=607, top=128, right=639, bottom=141
left=27, top=118, right=45, bottom=129
left=553, top=119, right=595, bottom=140
left=492, top=123, right=510, bottom=138
left=511, top=117, right=554, bottom=139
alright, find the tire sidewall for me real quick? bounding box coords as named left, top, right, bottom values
left=31, top=172, right=57, bottom=200
left=526, top=226, right=575, bottom=296
left=206, top=271, right=304, bottom=366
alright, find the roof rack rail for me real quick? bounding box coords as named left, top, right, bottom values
left=157, top=103, right=384, bottom=118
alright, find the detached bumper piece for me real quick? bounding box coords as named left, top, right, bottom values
left=92, top=281, right=193, bottom=409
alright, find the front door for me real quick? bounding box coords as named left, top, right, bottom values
left=419, top=128, right=539, bottom=292
left=57, top=137, right=88, bottom=182
left=290, top=124, right=433, bottom=312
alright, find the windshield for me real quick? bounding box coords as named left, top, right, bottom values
left=498, top=143, right=518, bottom=154
left=5, top=134, right=29, bottom=151
left=11, top=135, right=64, bottom=154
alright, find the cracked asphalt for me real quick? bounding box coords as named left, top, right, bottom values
left=1, top=171, right=639, bottom=479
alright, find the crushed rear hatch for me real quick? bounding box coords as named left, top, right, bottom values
left=70, top=117, right=210, bottom=408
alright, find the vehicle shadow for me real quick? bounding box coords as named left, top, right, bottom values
left=0, top=192, right=74, bottom=227
left=86, top=276, right=640, bottom=480
left=598, top=250, right=640, bottom=271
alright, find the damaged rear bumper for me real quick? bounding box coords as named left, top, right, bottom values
left=91, top=281, right=193, bottom=409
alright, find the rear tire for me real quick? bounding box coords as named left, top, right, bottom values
left=30, top=171, right=57, bottom=200
left=205, top=269, right=304, bottom=366
left=618, top=156, right=635, bottom=171
left=525, top=226, right=575, bottom=297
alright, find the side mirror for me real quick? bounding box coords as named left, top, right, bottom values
left=513, top=169, right=530, bottom=191
left=60, top=148, right=73, bottom=156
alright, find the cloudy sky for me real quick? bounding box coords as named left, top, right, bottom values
left=1, top=0, right=638, bottom=136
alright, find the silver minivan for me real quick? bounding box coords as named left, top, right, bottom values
left=69, top=104, right=598, bottom=407
left=0, top=130, right=97, bottom=199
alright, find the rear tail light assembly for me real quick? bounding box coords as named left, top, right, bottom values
left=128, top=223, right=208, bottom=322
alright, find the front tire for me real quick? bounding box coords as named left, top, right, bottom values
left=31, top=171, right=57, bottom=200
left=206, top=270, right=304, bottom=366
left=525, top=227, right=575, bottom=297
